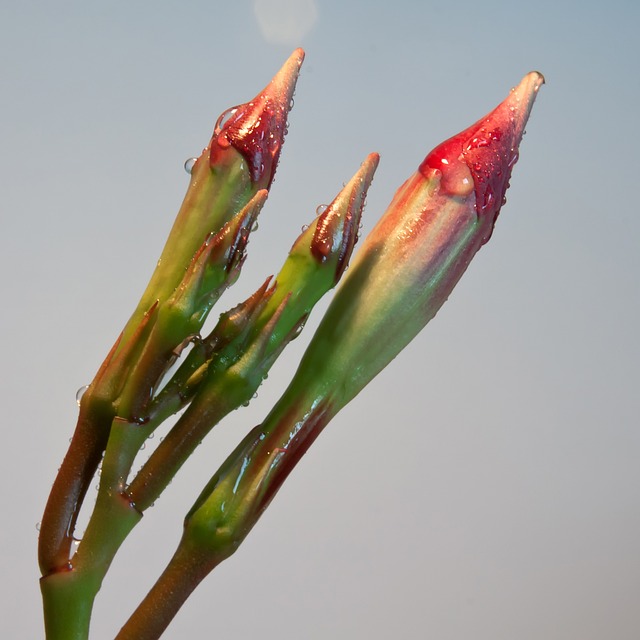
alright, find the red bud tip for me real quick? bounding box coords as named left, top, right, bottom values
left=419, top=71, right=544, bottom=229
left=311, top=153, right=379, bottom=280
left=210, top=49, right=305, bottom=187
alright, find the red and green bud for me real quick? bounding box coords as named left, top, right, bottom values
left=113, top=49, right=305, bottom=400
left=209, top=47, right=304, bottom=187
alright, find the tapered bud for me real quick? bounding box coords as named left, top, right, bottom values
left=294, top=71, right=545, bottom=407
left=129, top=50, right=303, bottom=329
left=209, top=48, right=304, bottom=187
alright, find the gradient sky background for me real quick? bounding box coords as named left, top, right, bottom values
left=2, top=1, right=639, bottom=638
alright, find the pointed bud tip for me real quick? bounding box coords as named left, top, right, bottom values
left=310, top=153, right=379, bottom=279
left=419, top=71, right=544, bottom=234
left=210, top=50, right=305, bottom=187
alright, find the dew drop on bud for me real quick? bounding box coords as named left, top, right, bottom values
left=251, top=220, right=259, bottom=232
left=184, top=157, right=198, bottom=174
left=316, top=204, right=328, bottom=216
left=35, top=522, right=41, bottom=531
left=214, top=106, right=238, bottom=134
left=76, top=385, right=89, bottom=406
left=301, top=224, right=310, bottom=232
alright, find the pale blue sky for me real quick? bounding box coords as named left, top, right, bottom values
left=2, top=1, right=639, bottom=638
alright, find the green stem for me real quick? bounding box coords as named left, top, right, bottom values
left=38, top=395, right=114, bottom=574
left=114, top=535, right=223, bottom=640
left=40, top=371, right=252, bottom=638
left=40, top=569, right=100, bottom=640
left=128, top=378, right=242, bottom=511
left=40, top=426, right=144, bottom=640
left=41, top=493, right=142, bottom=640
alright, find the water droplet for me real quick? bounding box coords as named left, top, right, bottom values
left=184, top=157, right=198, bottom=174
left=214, top=106, right=239, bottom=134
left=147, top=433, right=154, bottom=440
left=301, top=224, right=310, bottom=232
left=35, top=522, right=41, bottom=531
left=251, top=220, right=259, bottom=232
left=316, top=204, right=328, bottom=216
left=252, top=392, right=258, bottom=399
left=140, top=442, right=146, bottom=451
left=76, top=385, right=89, bottom=406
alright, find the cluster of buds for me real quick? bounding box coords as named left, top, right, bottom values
left=38, top=49, right=543, bottom=640
left=179, top=69, right=545, bottom=576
